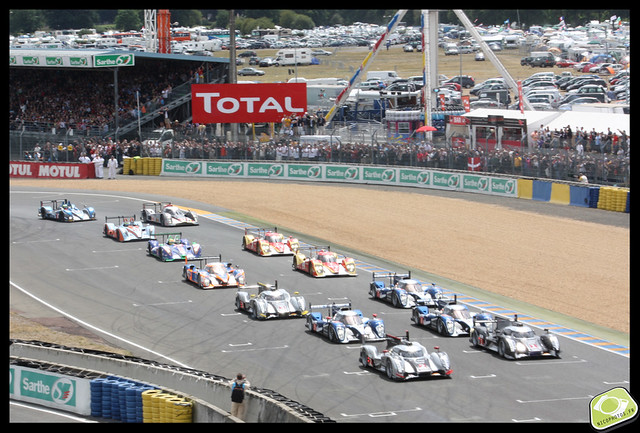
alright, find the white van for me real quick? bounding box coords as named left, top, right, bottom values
left=366, top=70, right=400, bottom=84
left=274, top=48, right=312, bottom=66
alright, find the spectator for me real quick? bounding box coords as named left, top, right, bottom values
left=230, top=373, right=250, bottom=420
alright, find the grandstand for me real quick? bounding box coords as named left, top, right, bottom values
left=9, top=48, right=229, bottom=159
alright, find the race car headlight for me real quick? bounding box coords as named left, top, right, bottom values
left=399, top=292, right=408, bottom=303
left=375, top=323, right=385, bottom=336
left=516, top=341, right=527, bottom=353
left=446, top=320, right=455, bottom=334
left=345, top=262, right=356, bottom=273
left=314, top=263, right=324, bottom=274
left=336, top=326, right=346, bottom=340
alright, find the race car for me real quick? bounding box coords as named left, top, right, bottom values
left=469, top=313, right=561, bottom=360
left=38, top=199, right=96, bottom=222
left=305, top=301, right=385, bottom=344
left=103, top=215, right=155, bottom=242
left=141, top=202, right=198, bottom=227
left=411, top=296, right=476, bottom=337
left=293, top=246, right=357, bottom=277
left=369, top=271, right=445, bottom=308
left=183, top=255, right=246, bottom=289
left=242, top=227, right=299, bottom=256
left=147, top=232, right=202, bottom=262
left=235, top=281, right=307, bottom=320
left=360, top=331, right=453, bottom=381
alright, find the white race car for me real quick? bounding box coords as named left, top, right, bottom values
left=141, top=202, right=198, bottom=227
left=235, top=281, right=308, bottom=320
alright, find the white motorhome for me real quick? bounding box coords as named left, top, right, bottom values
left=366, top=70, right=400, bottom=84
left=274, top=48, right=312, bottom=66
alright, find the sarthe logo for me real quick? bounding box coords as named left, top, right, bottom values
left=590, top=387, right=637, bottom=431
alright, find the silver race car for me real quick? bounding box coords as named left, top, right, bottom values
left=469, top=313, right=561, bottom=360
left=360, top=331, right=452, bottom=381
left=235, top=281, right=308, bottom=320
left=141, top=202, right=198, bottom=227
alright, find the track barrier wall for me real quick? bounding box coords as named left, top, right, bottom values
left=10, top=340, right=325, bottom=423
left=130, top=158, right=631, bottom=213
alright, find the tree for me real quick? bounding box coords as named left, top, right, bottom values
left=9, top=9, right=45, bottom=35
left=114, top=10, right=142, bottom=31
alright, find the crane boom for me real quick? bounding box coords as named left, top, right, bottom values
left=453, top=9, right=534, bottom=111
left=323, top=10, right=408, bottom=124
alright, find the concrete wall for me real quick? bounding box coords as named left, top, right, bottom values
left=9, top=341, right=320, bottom=423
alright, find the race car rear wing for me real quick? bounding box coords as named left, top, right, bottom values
left=371, top=271, right=412, bottom=284
left=150, top=232, right=183, bottom=241
left=105, top=215, right=137, bottom=224
left=185, top=255, right=223, bottom=266
left=142, top=201, right=173, bottom=213
left=309, top=298, right=351, bottom=313
left=40, top=199, right=72, bottom=210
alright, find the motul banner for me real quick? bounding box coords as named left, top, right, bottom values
left=191, top=83, right=307, bottom=124
left=9, top=161, right=95, bottom=179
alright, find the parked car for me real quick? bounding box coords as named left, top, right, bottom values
left=258, top=57, right=274, bottom=67
left=475, top=51, right=485, bottom=61
left=238, top=67, right=265, bottom=76
left=444, top=46, right=459, bottom=55
left=445, top=75, right=475, bottom=88
left=530, top=56, right=556, bottom=67
left=520, top=56, right=534, bottom=66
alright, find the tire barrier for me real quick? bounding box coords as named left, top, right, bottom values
left=90, top=377, right=171, bottom=423
left=597, top=186, right=630, bottom=213
left=517, top=178, right=629, bottom=213
left=123, top=157, right=162, bottom=176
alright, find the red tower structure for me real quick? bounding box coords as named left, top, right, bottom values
left=157, top=9, right=171, bottom=54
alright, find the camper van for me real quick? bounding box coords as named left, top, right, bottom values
left=274, top=49, right=312, bottom=66
left=366, top=70, right=400, bottom=84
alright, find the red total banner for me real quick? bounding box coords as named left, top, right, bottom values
left=191, top=83, right=307, bottom=124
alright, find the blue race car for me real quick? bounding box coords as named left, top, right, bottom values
left=305, top=301, right=385, bottom=344
left=411, top=296, right=476, bottom=337
left=147, top=232, right=202, bottom=262
left=38, top=199, right=95, bottom=222
left=370, top=271, right=453, bottom=308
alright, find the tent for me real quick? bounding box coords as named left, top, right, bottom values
left=543, top=110, right=629, bottom=135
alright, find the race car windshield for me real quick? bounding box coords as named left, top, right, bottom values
left=318, top=254, right=337, bottom=263
left=340, top=314, right=363, bottom=326
left=265, top=234, right=283, bottom=243
left=394, top=346, right=426, bottom=358
left=400, top=282, right=422, bottom=293
left=512, top=330, right=536, bottom=338
left=262, top=292, right=288, bottom=301
left=449, top=309, right=471, bottom=320
left=205, top=263, right=226, bottom=274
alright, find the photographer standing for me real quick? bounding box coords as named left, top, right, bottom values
left=230, top=373, right=250, bottom=421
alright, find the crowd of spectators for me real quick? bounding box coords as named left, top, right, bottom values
left=23, top=118, right=629, bottom=186
left=9, top=60, right=211, bottom=135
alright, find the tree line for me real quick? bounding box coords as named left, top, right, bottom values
left=10, top=9, right=630, bottom=37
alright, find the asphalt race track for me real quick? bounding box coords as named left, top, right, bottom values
left=10, top=185, right=630, bottom=423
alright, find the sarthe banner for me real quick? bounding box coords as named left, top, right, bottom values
left=191, top=83, right=307, bottom=124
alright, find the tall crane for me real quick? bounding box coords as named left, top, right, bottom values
left=453, top=10, right=534, bottom=111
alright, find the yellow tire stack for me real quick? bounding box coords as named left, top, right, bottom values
left=123, top=157, right=162, bottom=176
left=141, top=389, right=192, bottom=423
left=597, top=187, right=630, bottom=212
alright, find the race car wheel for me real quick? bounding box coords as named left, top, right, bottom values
left=360, top=351, right=370, bottom=367
left=117, top=230, right=124, bottom=242
left=498, top=339, right=507, bottom=358
left=305, top=316, right=314, bottom=331
left=385, top=360, right=395, bottom=380
left=329, top=327, right=338, bottom=343
left=471, top=332, right=480, bottom=347
left=437, top=319, right=445, bottom=335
